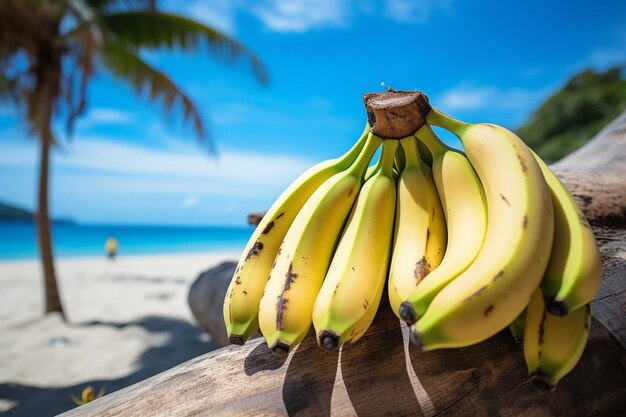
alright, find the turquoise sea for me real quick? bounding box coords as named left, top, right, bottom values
left=0, top=222, right=252, bottom=260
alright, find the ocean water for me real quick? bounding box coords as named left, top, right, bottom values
left=0, top=222, right=253, bottom=260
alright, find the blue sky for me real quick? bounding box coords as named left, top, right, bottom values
left=1, top=0, right=625, bottom=226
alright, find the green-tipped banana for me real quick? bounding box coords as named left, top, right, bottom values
left=524, top=289, right=591, bottom=390
left=313, top=139, right=398, bottom=351
left=411, top=109, right=554, bottom=350
left=399, top=125, right=486, bottom=324
left=533, top=152, right=602, bottom=316
left=224, top=127, right=369, bottom=345
left=258, top=133, right=382, bottom=354
left=388, top=135, right=446, bottom=320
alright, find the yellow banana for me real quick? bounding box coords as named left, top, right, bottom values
left=533, top=152, right=602, bottom=316
left=411, top=109, right=554, bottom=350
left=524, top=289, right=591, bottom=390
left=399, top=125, right=487, bottom=324
left=223, top=126, right=369, bottom=344
left=258, top=133, right=382, bottom=354
left=313, top=139, right=398, bottom=351
left=388, top=135, right=446, bottom=320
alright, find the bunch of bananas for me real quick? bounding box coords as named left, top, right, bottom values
left=223, top=91, right=601, bottom=391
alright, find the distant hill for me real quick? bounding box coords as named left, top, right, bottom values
left=517, top=66, right=626, bottom=163
left=0, top=201, right=33, bottom=221
left=0, top=200, right=75, bottom=223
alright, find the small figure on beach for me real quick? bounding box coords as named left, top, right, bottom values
left=105, top=236, right=118, bottom=260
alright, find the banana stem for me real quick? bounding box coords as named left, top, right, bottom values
left=426, top=108, right=470, bottom=138
left=378, top=139, right=398, bottom=177
left=415, top=125, right=449, bottom=158
left=349, top=133, right=384, bottom=178
left=399, top=136, right=421, bottom=168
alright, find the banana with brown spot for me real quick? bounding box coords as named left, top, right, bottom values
left=399, top=125, right=486, bottom=324
left=388, top=135, right=446, bottom=321
left=523, top=289, right=591, bottom=390
left=224, top=126, right=369, bottom=345
left=258, top=133, right=382, bottom=354
left=410, top=109, right=554, bottom=350
left=313, top=139, right=398, bottom=351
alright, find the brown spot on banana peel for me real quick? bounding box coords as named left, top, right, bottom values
left=414, top=257, right=431, bottom=283
left=517, top=154, right=528, bottom=173
left=363, top=299, right=370, bottom=310
left=276, top=212, right=285, bottom=220
left=492, top=270, right=504, bottom=282
left=348, top=188, right=353, bottom=197
left=276, top=263, right=299, bottom=330
left=500, top=194, right=511, bottom=206
left=538, top=309, right=547, bottom=345
left=463, top=285, right=487, bottom=302
left=235, top=276, right=242, bottom=285
left=243, top=290, right=248, bottom=295
left=522, top=215, right=528, bottom=229
left=262, top=221, right=275, bottom=234
left=245, top=241, right=263, bottom=260
left=483, top=304, right=494, bottom=317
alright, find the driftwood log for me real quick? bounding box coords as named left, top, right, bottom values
left=62, top=112, right=626, bottom=417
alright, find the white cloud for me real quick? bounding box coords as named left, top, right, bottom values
left=252, top=0, right=348, bottom=32
left=181, top=195, right=199, bottom=208
left=0, top=135, right=314, bottom=197
left=81, top=108, right=134, bottom=126
left=185, top=0, right=235, bottom=34
left=383, top=0, right=454, bottom=23
left=160, top=0, right=455, bottom=35
left=437, top=84, right=541, bottom=111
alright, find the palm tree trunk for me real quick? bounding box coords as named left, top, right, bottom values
left=35, top=82, right=65, bottom=319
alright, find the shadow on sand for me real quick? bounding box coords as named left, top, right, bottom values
left=0, top=316, right=216, bottom=417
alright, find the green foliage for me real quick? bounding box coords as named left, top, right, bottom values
left=517, top=66, right=626, bottom=163
left=0, top=0, right=268, bottom=145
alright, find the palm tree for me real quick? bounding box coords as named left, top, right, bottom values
left=0, top=0, right=268, bottom=319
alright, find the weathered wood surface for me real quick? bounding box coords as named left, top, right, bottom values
left=62, top=113, right=626, bottom=417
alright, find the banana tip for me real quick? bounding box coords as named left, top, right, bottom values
left=319, top=330, right=340, bottom=352
left=545, top=299, right=569, bottom=317
left=229, top=335, right=245, bottom=345
left=530, top=373, right=556, bottom=392
left=270, top=341, right=291, bottom=356
left=409, top=327, right=424, bottom=351
left=399, top=302, right=418, bottom=325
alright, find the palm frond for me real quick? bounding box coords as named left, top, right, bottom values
left=100, top=40, right=210, bottom=148
left=83, top=0, right=155, bottom=11
left=64, top=25, right=97, bottom=137
left=100, top=11, right=268, bottom=84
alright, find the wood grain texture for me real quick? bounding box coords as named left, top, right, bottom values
left=62, top=112, right=626, bottom=417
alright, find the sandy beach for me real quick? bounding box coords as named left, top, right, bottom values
left=0, top=251, right=240, bottom=416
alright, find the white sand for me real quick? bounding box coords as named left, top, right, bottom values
left=0, top=251, right=240, bottom=416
